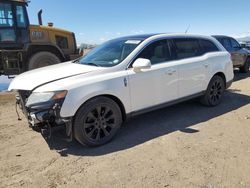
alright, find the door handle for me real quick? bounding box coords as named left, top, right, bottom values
left=204, top=64, right=209, bottom=68
left=165, top=69, right=176, bottom=75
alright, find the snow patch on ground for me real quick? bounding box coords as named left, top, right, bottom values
left=0, top=76, right=12, bottom=91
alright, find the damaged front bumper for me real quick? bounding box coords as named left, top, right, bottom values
left=16, top=91, right=73, bottom=140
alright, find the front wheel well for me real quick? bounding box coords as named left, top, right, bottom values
left=75, top=95, right=127, bottom=122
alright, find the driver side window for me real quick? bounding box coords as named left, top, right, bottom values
left=135, top=39, right=172, bottom=65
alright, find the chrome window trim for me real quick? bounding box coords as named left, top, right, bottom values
left=126, top=36, right=221, bottom=69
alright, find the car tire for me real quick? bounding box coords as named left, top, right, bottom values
left=28, top=52, right=61, bottom=70
left=73, top=97, right=122, bottom=146
left=239, top=59, right=250, bottom=73
left=200, top=75, right=225, bottom=106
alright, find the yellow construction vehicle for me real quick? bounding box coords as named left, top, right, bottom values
left=0, top=0, right=80, bottom=76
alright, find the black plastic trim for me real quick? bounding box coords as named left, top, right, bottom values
left=127, top=91, right=205, bottom=118
left=27, top=99, right=64, bottom=112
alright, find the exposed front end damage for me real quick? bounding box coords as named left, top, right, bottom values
left=16, top=90, right=73, bottom=140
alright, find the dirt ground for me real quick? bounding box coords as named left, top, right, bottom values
left=0, top=71, right=250, bottom=188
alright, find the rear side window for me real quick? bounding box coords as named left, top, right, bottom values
left=218, top=38, right=231, bottom=51
left=199, top=39, right=219, bottom=54
left=230, top=38, right=240, bottom=48
left=173, top=38, right=201, bottom=59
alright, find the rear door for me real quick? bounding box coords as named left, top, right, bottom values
left=172, top=38, right=208, bottom=98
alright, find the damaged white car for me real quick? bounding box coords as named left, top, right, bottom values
left=9, top=34, right=234, bottom=146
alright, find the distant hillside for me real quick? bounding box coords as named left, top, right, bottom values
left=79, top=43, right=97, bottom=49
left=233, top=33, right=250, bottom=42
left=236, top=36, right=250, bottom=42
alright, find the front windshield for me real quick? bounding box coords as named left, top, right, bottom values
left=76, top=38, right=142, bottom=67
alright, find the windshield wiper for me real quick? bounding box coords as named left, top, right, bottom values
left=73, top=59, right=100, bottom=67
left=86, top=62, right=100, bottom=67
left=73, top=59, right=80, bottom=63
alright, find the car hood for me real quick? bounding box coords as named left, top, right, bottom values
left=8, top=62, right=104, bottom=91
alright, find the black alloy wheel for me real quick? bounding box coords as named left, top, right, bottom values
left=74, top=97, right=122, bottom=146
left=83, top=105, right=116, bottom=141
left=208, top=79, right=224, bottom=106
left=200, top=75, right=225, bottom=106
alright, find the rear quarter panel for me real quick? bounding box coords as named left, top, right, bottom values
left=207, top=52, right=234, bottom=85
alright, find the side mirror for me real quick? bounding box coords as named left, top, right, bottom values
left=132, top=58, right=151, bottom=72
left=240, top=44, right=246, bottom=48
left=233, top=45, right=241, bottom=49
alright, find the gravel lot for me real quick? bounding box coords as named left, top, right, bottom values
left=0, top=71, right=250, bottom=188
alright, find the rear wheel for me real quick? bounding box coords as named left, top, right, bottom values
left=28, top=52, right=61, bottom=70
left=200, top=75, right=225, bottom=106
left=74, top=97, right=122, bottom=146
left=239, top=58, right=250, bottom=73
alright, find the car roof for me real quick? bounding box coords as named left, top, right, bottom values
left=212, top=35, right=232, bottom=39
left=114, top=34, right=159, bottom=41
left=4, top=0, right=27, bottom=3
left=115, top=33, right=217, bottom=41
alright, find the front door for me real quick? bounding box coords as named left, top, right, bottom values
left=127, top=39, right=178, bottom=112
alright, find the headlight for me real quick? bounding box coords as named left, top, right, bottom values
left=26, top=90, right=67, bottom=106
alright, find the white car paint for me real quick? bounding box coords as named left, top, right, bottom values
left=8, top=62, right=105, bottom=91
left=8, top=34, right=234, bottom=118
left=127, top=60, right=179, bottom=111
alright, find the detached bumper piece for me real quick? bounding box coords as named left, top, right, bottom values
left=16, top=92, right=73, bottom=140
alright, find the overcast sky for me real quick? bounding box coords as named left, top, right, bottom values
left=27, top=0, right=250, bottom=44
